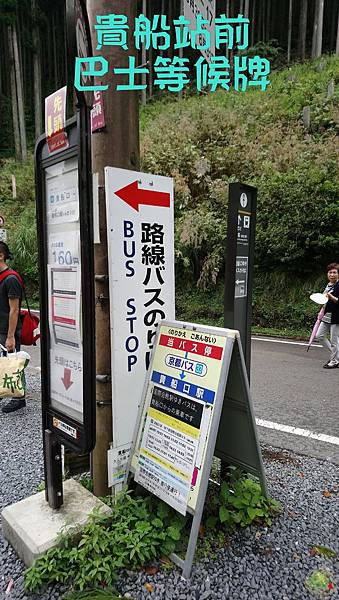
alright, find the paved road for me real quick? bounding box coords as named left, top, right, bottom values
left=24, top=337, right=339, bottom=465
left=251, top=338, right=339, bottom=465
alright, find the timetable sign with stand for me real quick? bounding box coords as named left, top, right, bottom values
left=127, top=320, right=267, bottom=579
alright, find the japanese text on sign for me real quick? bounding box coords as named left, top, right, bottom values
left=74, top=13, right=271, bottom=94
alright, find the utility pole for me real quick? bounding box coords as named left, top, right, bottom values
left=87, top=0, right=140, bottom=497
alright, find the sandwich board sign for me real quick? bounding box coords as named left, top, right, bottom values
left=105, top=167, right=175, bottom=487
left=127, top=320, right=267, bottom=579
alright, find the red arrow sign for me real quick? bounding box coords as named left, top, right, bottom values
left=61, top=367, right=73, bottom=391
left=114, top=180, right=170, bottom=212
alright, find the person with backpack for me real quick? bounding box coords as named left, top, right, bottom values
left=0, top=241, right=25, bottom=412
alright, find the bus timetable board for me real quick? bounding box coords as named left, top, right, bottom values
left=35, top=116, right=95, bottom=454
left=128, top=320, right=267, bottom=579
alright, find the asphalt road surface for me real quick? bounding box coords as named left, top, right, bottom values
left=251, top=337, right=339, bottom=465
left=25, top=336, right=339, bottom=465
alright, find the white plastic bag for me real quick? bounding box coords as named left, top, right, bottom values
left=0, top=345, right=30, bottom=398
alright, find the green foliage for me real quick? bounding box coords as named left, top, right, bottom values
left=305, top=569, right=335, bottom=593
left=176, top=269, right=328, bottom=334
left=63, top=590, right=124, bottom=600
left=141, top=55, right=339, bottom=287
left=309, top=545, right=337, bottom=559
left=205, top=469, right=280, bottom=530
left=0, top=156, right=38, bottom=296
left=79, top=475, right=94, bottom=493
left=24, top=491, right=186, bottom=593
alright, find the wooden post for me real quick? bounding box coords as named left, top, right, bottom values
left=87, top=0, right=140, bottom=498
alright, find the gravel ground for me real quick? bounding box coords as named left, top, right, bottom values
left=0, top=369, right=338, bottom=600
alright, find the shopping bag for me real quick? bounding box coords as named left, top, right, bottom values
left=0, top=346, right=30, bottom=398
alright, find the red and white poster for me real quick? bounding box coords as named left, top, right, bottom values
left=91, top=90, right=106, bottom=132
left=45, top=86, right=69, bottom=154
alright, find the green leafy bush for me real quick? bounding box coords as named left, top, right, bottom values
left=141, top=55, right=339, bottom=288
left=205, top=471, right=280, bottom=530
left=24, top=491, right=186, bottom=593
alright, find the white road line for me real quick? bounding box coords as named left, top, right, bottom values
left=252, top=336, right=321, bottom=348
left=256, top=418, right=339, bottom=446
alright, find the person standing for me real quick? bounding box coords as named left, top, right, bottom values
left=315, top=263, right=339, bottom=369
left=0, top=241, right=25, bottom=412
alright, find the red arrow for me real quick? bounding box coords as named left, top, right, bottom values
left=61, top=368, right=73, bottom=391
left=114, top=180, right=170, bottom=212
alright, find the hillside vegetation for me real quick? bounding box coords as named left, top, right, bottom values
left=141, top=55, right=339, bottom=334
left=0, top=56, right=338, bottom=332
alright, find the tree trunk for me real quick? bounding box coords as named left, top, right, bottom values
left=87, top=0, right=139, bottom=498
left=287, top=0, right=293, bottom=62
left=52, top=12, right=58, bottom=87
left=32, top=0, right=42, bottom=138
left=312, top=0, right=324, bottom=58
left=12, top=24, right=27, bottom=162
left=298, top=0, right=308, bottom=59
left=315, top=0, right=324, bottom=57
left=251, top=0, right=256, bottom=45
left=266, top=0, right=271, bottom=41
left=226, top=0, right=230, bottom=57
left=336, top=6, right=339, bottom=55
left=244, top=0, right=249, bottom=19
left=7, top=26, right=21, bottom=160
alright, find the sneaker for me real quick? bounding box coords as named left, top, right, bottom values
left=1, top=398, right=26, bottom=413
left=323, top=360, right=339, bottom=369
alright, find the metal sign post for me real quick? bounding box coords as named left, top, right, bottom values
left=224, top=183, right=257, bottom=378
left=35, top=112, right=95, bottom=508
left=127, top=320, right=266, bottom=579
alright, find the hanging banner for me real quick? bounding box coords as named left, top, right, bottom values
left=45, top=87, right=69, bottom=155
left=105, top=167, right=175, bottom=483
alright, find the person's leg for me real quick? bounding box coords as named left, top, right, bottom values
left=315, top=322, right=331, bottom=353
left=328, top=324, right=339, bottom=366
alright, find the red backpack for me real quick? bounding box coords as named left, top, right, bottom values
left=0, top=269, right=40, bottom=346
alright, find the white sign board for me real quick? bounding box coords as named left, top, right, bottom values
left=45, top=159, right=84, bottom=424
left=105, top=167, right=175, bottom=480
left=131, top=322, right=231, bottom=515
left=183, top=0, right=216, bottom=62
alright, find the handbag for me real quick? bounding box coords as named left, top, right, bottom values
left=0, top=345, right=30, bottom=398
left=0, top=269, right=40, bottom=346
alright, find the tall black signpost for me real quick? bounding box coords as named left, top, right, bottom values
left=224, top=183, right=257, bottom=379
left=35, top=0, right=95, bottom=509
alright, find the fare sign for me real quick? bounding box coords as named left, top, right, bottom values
left=132, top=323, right=230, bottom=515
left=105, top=168, right=175, bottom=479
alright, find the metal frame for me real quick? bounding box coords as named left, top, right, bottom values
left=35, top=112, right=95, bottom=458
left=127, top=320, right=238, bottom=579
left=170, top=334, right=235, bottom=579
